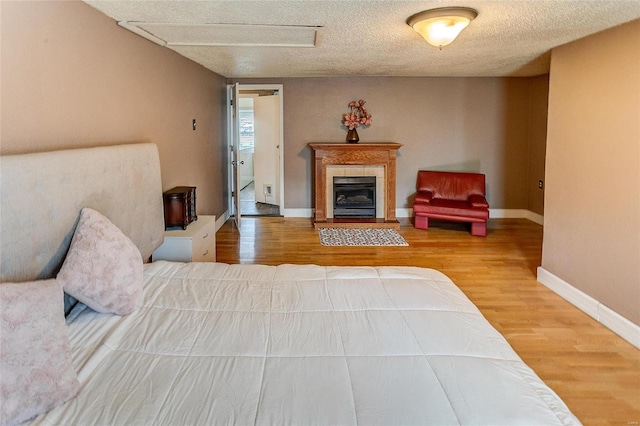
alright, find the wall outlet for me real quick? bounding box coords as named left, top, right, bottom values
left=263, top=184, right=272, bottom=196
left=538, top=180, right=544, bottom=189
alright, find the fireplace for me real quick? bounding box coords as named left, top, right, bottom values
left=308, top=142, right=402, bottom=228
left=333, top=176, right=376, bottom=218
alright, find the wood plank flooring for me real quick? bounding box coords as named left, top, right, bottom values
left=216, top=217, right=640, bottom=425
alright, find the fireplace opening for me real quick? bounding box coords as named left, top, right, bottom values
left=333, top=176, right=376, bottom=218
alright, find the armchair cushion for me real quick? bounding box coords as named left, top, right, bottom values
left=414, top=191, right=433, bottom=205
left=469, top=194, right=489, bottom=208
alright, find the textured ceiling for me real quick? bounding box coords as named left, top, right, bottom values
left=84, top=0, right=640, bottom=78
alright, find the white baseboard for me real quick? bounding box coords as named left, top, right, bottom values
left=402, top=208, right=543, bottom=224
left=488, top=208, right=527, bottom=218
left=524, top=210, right=544, bottom=225
left=537, top=267, right=640, bottom=349
left=283, top=208, right=313, bottom=218
left=215, top=210, right=230, bottom=232
left=396, top=208, right=413, bottom=218
left=403, top=208, right=543, bottom=225
left=281, top=208, right=544, bottom=224
left=489, top=209, right=543, bottom=225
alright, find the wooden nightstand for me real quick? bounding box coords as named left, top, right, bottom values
left=152, top=215, right=216, bottom=262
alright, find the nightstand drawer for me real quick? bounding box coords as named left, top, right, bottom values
left=192, top=228, right=214, bottom=261
left=192, top=245, right=215, bottom=262
left=152, top=215, right=216, bottom=262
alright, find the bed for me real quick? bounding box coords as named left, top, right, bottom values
left=0, top=144, right=580, bottom=425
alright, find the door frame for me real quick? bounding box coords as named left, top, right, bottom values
left=226, top=83, right=284, bottom=219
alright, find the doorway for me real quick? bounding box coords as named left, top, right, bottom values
left=228, top=84, right=284, bottom=224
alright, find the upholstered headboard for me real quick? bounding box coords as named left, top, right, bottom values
left=0, top=143, right=165, bottom=283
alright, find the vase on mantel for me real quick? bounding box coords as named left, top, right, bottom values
left=346, top=128, right=359, bottom=143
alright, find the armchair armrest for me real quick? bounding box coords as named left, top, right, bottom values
left=414, top=191, right=433, bottom=205
left=469, top=194, right=489, bottom=208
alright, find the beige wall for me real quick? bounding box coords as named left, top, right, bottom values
left=238, top=77, right=548, bottom=213
left=544, top=20, right=640, bottom=324
left=527, top=75, right=550, bottom=215
left=1, top=0, right=229, bottom=217
left=1, top=1, right=549, bottom=221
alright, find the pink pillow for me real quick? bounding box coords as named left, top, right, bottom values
left=0, top=280, right=79, bottom=425
left=58, top=208, right=143, bottom=315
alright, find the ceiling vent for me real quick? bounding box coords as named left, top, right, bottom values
left=118, top=22, right=324, bottom=48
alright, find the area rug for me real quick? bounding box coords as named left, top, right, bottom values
left=318, top=228, right=409, bottom=246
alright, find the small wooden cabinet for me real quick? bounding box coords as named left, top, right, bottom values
left=152, top=215, right=216, bottom=262
left=163, top=186, right=197, bottom=230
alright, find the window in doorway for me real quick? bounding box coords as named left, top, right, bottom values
left=239, top=109, right=254, bottom=150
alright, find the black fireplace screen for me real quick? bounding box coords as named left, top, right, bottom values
left=333, top=176, right=376, bottom=218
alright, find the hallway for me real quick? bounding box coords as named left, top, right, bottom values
left=240, top=182, right=280, bottom=216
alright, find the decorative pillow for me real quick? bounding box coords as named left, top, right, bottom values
left=57, top=207, right=143, bottom=315
left=0, top=280, right=79, bottom=425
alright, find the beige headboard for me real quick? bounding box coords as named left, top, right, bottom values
left=0, top=143, right=165, bottom=283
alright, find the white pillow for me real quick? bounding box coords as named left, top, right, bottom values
left=58, top=207, right=143, bottom=315
left=0, top=279, right=79, bottom=425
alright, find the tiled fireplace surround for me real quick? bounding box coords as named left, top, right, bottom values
left=308, top=143, right=402, bottom=228
left=326, top=166, right=384, bottom=219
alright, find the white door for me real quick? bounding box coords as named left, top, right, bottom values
left=231, top=83, right=242, bottom=229
left=228, top=84, right=284, bottom=219
left=253, top=95, right=281, bottom=206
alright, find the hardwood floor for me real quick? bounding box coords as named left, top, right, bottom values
left=216, top=217, right=640, bottom=425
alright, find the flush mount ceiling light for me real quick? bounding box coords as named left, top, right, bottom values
left=407, top=7, right=478, bottom=49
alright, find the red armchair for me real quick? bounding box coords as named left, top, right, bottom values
left=413, top=171, right=489, bottom=236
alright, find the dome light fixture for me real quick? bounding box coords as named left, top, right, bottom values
left=407, top=7, right=478, bottom=49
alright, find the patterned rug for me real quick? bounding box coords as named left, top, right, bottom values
left=318, top=228, right=409, bottom=246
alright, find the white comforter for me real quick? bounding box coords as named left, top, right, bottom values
left=34, top=262, right=580, bottom=425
